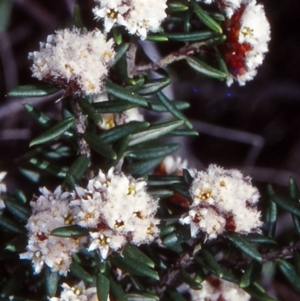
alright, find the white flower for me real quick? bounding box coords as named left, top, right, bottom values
left=29, top=28, right=115, bottom=95
left=49, top=281, right=98, bottom=301
left=190, top=275, right=250, bottom=301
left=71, top=168, right=159, bottom=259
left=0, top=171, right=7, bottom=210
left=221, top=0, right=271, bottom=86
left=180, top=165, right=262, bottom=240
left=93, top=0, right=167, bottom=39
left=20, top=186, right=86, bottom=275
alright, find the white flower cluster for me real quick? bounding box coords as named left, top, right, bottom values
left=93, top=0, right=167, bottom=39
left=158, top=156, right=188, bottom=176
left=20, top=187, right=86, bottom=275
left=180, top=165, right=262, bottom=240
left=0, top=172, right=7, bottom=210
left=70, top=168, right=159, bottom=259
left=29, top=28, right=115, bottom=95
left=190, top=275, right=250, bottom=301
left=49, top=281, right=97, bottom=301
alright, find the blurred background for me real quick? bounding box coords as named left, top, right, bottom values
left=0, top=1, right=300, bottom=299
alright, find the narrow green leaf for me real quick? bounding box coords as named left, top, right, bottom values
left=0, top=216, right=25, bottom=234
left=45, top=266, right=60, bottom=297
left=148, top=99, right=190, bottom=112
left=264, top=184, right=277, bottom=237
left=94, top=100, right=138, bottom=113
left=0, top=0, right=13, bottom=32
left=168, top=129, right=199, bottom=136
left=240, top=263, right=254, bottom=288
left=126, top=143, right=180, bottom=160
left=272, top=194, right=300, bottom=218
left=180, top=268, right=202, bottom=290
left=162, top=233, right=178, bottom=246
left=18, top=167, right=40, bottom=182
left=208, top=12, right=225, bottom=22
left=129, top=157, right=164, bottom=175
left=65, top=156, right=89, bottom=184
left=97, top=273, right=110, bottom=301
left=30, top=158, right=68, bottom=178
left=106, top=82, right=148, bottom=106
left=215, top=47, right=229, bottom=77
left=109, top=276, right=128, bottom=301
left=168, top=1, right=189, bottom=12
left=186, top=56, right=227, bottom=80
left=201, top=249, right=223, bottom=278
left=112, top=135, right=131, bottom=165
left=147, top=175, right=184, bottom=186
left=137, top=78, right=171, bottom=95
left=78, top=97, right=103, bottom=127
left=129, top=120, right=184, bottom=146
left=245, top=285, right=276, bottom=301
left=24, top=104, right=54, bottom=127
left=157, top=92, right=192, bottom=128
left=111, top=254, right=159, bottom=280
left=227, top=233, right=262, bottom=263
left=30, top=117, right=75, bottom=147
left=160, top=225, right=176, bottom=237
left=110, top=43, right=130, bottom=67
left=148, top=189, right=174, bottom=198
left=289, top=178, right=299, bottom=199
left=83, top=132, right=117, bottom=159
left=5, top=237, right=27, bottom=253
left=146, top=34, right=169, bottom=42
left=190, top=0, right=222, bottom=33
left=127, top=293, right=158, bottom=301
left=51, top=225, right=89, bottom=238
left=112, top=27, right=123, bottom=45
left=8, top=84, right=61, bottom=97
left=70, top=262, right=93, bottom=283
left=276, top=259, right=300, bottom=292
left=246, top=234, right=277, bottom=245
left=73, top=4, right=84, bottom=28
left=166, top=287, right=187, bottom=301
left=123, top=243, right=155, bottom=268
left=165, top=31, right=220, bottom=42
left=100, top=121, right=150, bottom=144
left=293, top=252, right=300, bottom=278
left=4, top=198, right=31, bottom=222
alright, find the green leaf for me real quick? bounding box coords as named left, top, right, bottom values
left=168, top=129, right=199, bottom=136
left=111, top=253, right=159, bottom=280
left=246, top=234, right=277, bottom=245
left=208, top=12, right=225, bottom=22
left=239, top=263, right=254, bottom=288
left=45, top=266, right=60, bottom=297
left=186, top=56, right=227, bottom=80
left=272, top=194, right=300, bottom=218
left=78, top=97, right=103, bottom=127
left=106, top=81, right=148, bottom=106
left=190, top=0, right=222, bottom=33
left=70, top=262, right=93, bottom=283
left=227, top=233, right=262, bottom=263
left=137, top=78, right=171, bottom=95
left=245, top=285, right=276, bottom=301
left=126, top=143, right=180, bottom=160
left=180, top=268, right=202, bottom=290
left=73, top=4, right=84, bottom=28
left=24, top=104, right=54, bottom=127
left=166, top=287, right=187, bottom=301
left=83, top=132, right=117, bottom=159
left=30, top=158, right=68, bottom=178
left=160, top=225, right=176, bottom=237
left=18, top=167, right=40, bottom=182
left=148, top=189, right=174, bottom=198
left=100, top=121, right=150, bottom=144
left=123, top=243, right=155, bottom=269
left=109, top=276, right=128, bottom=301
left=0, top=216, right=25, bottom=234
left=94, top=100, right=138, bottom=113
left=215, top=47, right=229, bottom=77
left=5, top=236, right=27, bottom=253
left=0, top=0, right=13, bottom=32
left=276, top=259, right=300, bottom=292
left=293, top=252, right=300, bottom=278
left=129, top=157, right=164, bottom=175
left=30, top=117, right=75, bottom=147
left=146, top=34, right=169, bottom=42
left=264, top=184, right=277, bottom=237
left=129, top=120, right=184, bottom=146
left=51, top=225, right=89, bottom=238
left=165, top=31, right=220, bottom=42
left=8, top=84, right=61, bottom=97
left=110, top=43, right=130, bottom=67
left=148, top=99, right=190, bottom=112
left=147, top=175, right=184, bottom=186
left=288, top=178, right=300, bottom=235
left=97, top=273, right=110, bottom=301
left=157, top=92, right=192, bottom=128
left=201, top=249, right=224, bottom=278
left=4, top=197, right=30, bottom=222
left=167, top=1, right=189, bottom=12
left=112, top=27, right=123, bottom=45
left=64, top=155, right=89, bottom=188
left=127, top=293, right=158, bottom=301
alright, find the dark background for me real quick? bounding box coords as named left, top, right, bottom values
left=0, top=1, right=300, bottom=299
